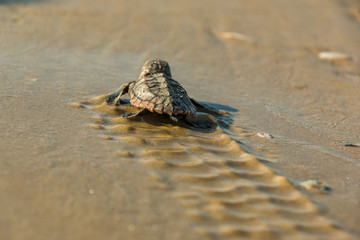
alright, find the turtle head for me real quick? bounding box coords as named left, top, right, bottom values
left=139, top=59, right=172, bottom=78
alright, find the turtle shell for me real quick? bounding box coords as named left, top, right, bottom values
left=129, top=73, right=196, bottom=116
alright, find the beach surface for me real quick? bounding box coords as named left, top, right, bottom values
left=0, top=0, right=359, bottom=239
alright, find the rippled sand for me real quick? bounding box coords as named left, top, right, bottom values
left=72, top=94, right=355, bottom=240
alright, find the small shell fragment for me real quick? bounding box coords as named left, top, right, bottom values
left=318, top=51, right=351, bottom=61
left=299, top=180, right=331, bottom=193
left=257, top=132, right=274, bottom=139
left=25, top=76, right=38, bottom=82
left=215, top=31, right=256, bottom=43
left=344, top=142, right=360, bottom=147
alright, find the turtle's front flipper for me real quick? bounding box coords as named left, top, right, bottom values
left=190, top=98, right=228, bottom=116
left=105, top=83, right=130, bottom=105
left=122, top=108, right=147, bottom=119
left=185, top=112, right=217, bottom=128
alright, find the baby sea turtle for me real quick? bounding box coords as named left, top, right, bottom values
left=105, top=59, right=223, bottom=128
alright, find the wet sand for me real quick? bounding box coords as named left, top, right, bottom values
left=1, top=0, right=359, bottom=239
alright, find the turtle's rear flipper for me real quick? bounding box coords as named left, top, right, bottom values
left=185, top=112, right=217, bottom=128
left=190, top=98, right=228, bottom=116
left=121, top=108, right=146, bottom=119
left=105, top=83, right=130, bottom=105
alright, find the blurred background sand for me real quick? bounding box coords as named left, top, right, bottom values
left=0, top=0, right=359, bottom=239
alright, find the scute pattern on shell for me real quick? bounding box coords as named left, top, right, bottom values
left=129, top=73, right=196, bottom=116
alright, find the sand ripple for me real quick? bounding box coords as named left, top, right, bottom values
left=74, top=95, right=355, bottom=240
